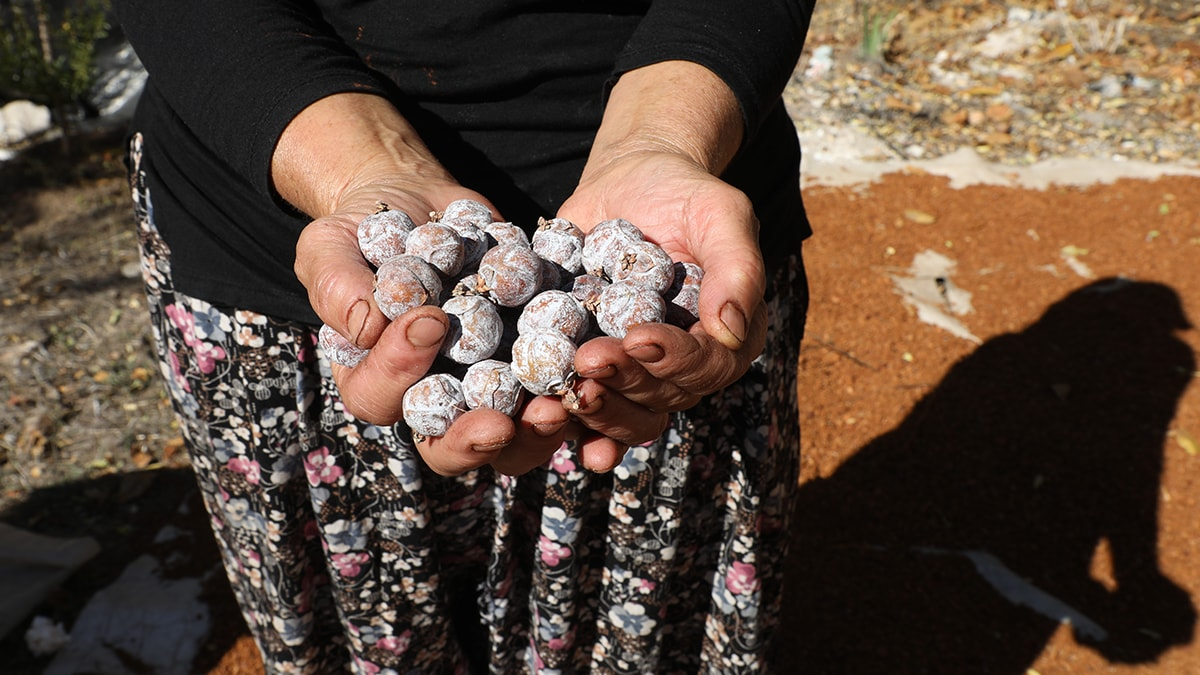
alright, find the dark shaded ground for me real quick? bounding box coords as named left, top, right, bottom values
left=0, top=468, right=248, bottom=674
left=783, top=277, right=1196, bottom=672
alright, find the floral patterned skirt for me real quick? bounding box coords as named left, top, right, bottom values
left=129, top=133, right=808, bottom=674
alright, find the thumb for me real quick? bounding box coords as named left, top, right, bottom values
left=295, top=214, right=390, bottom=348
left=690, top=199, right=767, bottom=352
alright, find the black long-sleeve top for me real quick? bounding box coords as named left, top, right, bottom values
left=115, top=0, right=814, bottom=324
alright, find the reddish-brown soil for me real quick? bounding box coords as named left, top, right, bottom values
left=780, top=172, right=1200, bottom=674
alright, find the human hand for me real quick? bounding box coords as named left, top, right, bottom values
left=557, top=149, right=768, bottom=456
left=297, top=184, right=598, bottom=476
left=547, top=60, right=770, bottom=472
left=280, top=94, right=578, bottom=476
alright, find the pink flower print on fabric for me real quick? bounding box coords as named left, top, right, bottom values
left=167, top=350, right=190, bottom=392
left=725, top=560, right=759, bottom=595
left=353, top=655, right=381, bottom=675
left=376, top=631, right=412, bottom=655
left=331, top=551, right=370, bottom=578
left=550, top=444, right=576, bottom=473
left=539, top=535, right=572, bottom=566
left=227, top=457, right=261, bottom=484
left=304, top=446, right=343, bottom=486
left=164, top=302, right=226, bottom=373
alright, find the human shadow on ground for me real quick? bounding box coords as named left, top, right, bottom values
left=780, top=278, right=1197, bottom=673
left=0, top=467, right=248, bottom=674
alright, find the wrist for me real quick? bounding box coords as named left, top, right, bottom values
left=271, top=93, right=456, bottom=218
left=585, top=61, right=744, bottom=178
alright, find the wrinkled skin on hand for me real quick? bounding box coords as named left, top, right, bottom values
left=295, top=181, right=666, bottom=476
left=556, top=148, right=769, bottom=458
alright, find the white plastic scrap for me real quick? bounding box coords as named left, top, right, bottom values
left=1059, top=245, right=1096, bottom=279
left=25, top=616, right=70, bottom=657
left=914, top=547, right=1109, bottom=642
left=889, top=250, right=981, bottom=344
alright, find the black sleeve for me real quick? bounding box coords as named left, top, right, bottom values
left=113, top=0, right=390, bottom=201
left=612, top=0, right=814, bottom=139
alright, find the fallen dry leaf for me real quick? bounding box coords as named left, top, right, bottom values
left=1175, top=430, right=1198, bottom=456
left=982, top=131, right=1014, bottom=146
left=986, top=103, right=1014, bottom=122
left=1043, top=43, right=1075, bottom=61
left=941, top=108, right=969, bottom=126
left=963, top=85, right=1004, bottom=97
left=17, top=411, right=55, bottom=459
left=130, top=442, right=156, bottom=469
left=903, top=209, right=937, bottom=224
left=162, top=436, right=187, bottom=464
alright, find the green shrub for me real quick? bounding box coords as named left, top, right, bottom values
left=0, top=0, right=111, bottom=126
left=858, top=1, right=897, bottom=63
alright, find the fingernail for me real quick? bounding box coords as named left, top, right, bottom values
left=568, top=390, right=603, bottom=414
left=348, top=300, right=370, bottom=345
left=407, top=316, right=446, bottom=348
left=719, top=302, right=747, bottom=345
left=472, top=440, right=507, bottom=454
left=577, top=364, right=615, bottom=379
left=626, top=342, right=665, bottom=364
left=532, top=420, right=567, bottom=437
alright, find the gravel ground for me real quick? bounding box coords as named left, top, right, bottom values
left=787, top=0, right=1200, bottom=167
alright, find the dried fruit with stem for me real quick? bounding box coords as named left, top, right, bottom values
left=518, top=290, right=589, bottom=343
left=357, top=203, right=415, bottom=267
left=581, top=217, right=643, bottom=277
left=436, top=198, right=493, bottom=229
left=406, top=222, right=466, bottom=277
left=402, top=373, right=467, bottom=440
left=595, top=279, right=666, bottom=339
left=532, top=217, right=586, bottom=276
left=374, top=254, right=443, bottom=320
left=477, top=243, right=542, bottom=307
left=606, top=238, right=675, bottom=294
left=511, top=329, right=578, bottom=396
left=462, top=359, right=524, bottom=416
left=440, top=294, right=504, bottom=364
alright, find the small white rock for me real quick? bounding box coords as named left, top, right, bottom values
left=0, top=100, right=53, bottom=146
left=25, top=616, right=70, bottom=656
